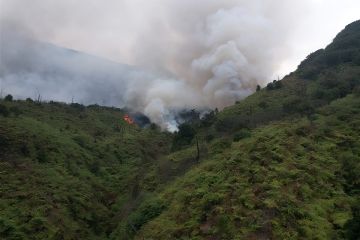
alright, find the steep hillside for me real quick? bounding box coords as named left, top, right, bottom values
left=131, top=20, right=360, bottom=239
left=136, top=95, right=360, bottom=239
left=1, top=20, right=360, bottom=240
left=0, top=101, right=173, bottom=239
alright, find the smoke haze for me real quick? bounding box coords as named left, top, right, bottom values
left=1, top=0, right=359, bottom=130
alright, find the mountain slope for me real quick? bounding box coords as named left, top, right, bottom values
left=135, top=95, right=360, bottom=239
left=0, top=102, right=172, bottom=239
left=0, top=20, right=360, bottom=240
left=130, top=20, right=360, bottom=239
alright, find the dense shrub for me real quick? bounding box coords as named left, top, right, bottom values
left=258, top=101, right=268, bottom=109
left=353, top=86, right=360, bottom=96
left=89, top=160, right=100, bottom=174
left=210, top=139, right=231, bottom=154
left=73, top=135, right=90, bottom=149
left=297, top=50, right=326, bottom=79
left=341, top=152, right=360, bottom=194
left=345, top=199, right=360, bottom=240
left=266, top=80, right=282, bottom=90
left=0, top=104, right=9, bottom=117
left=37, top=149, right=48, bottom=163
left=0, top=217, right=23, bottom=239
left=297, top=21, right=360, bottom=80
left=9, top=106, right=21, bottom=117
left=201, top=110, right=216, bottom=127
left=283, top=97, right=314, bottom=116
left=70, top=103, right=86, bottom=111
left=4, top=94, right=13, bottom=101
left=205, top=134, right=215, bottom=142
left=310, top=70, right=357, bottom=102
left=233, top=129, right=251, bottom=142
left=127, top=197, right=166, bottom=232
left=215, top=116, right=249, bottom=132
left=172, top=123, right=196, bottom=150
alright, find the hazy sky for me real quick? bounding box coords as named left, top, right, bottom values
left=0, top=0, right=359, bottom=129
left=277, top=0, right=360, bottom=76
left=1, top=0, right=359, bottom=76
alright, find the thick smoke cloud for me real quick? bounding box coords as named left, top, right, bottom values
left=0, top=0, right=358, bottom=130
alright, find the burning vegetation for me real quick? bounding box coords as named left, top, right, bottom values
left=123, top=114, right=135, bottom=125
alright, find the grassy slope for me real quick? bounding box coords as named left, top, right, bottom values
left=0, top=102, right=172, bottom=239
left=1, top=20, right=360, bottom=240
left=136, top=94, right=360, bottom=239
left=133, top=21, right=360, bottom=239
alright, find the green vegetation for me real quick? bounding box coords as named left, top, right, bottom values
left=137, top=95, right=360, bottom=239
left=1, top=20, right=360, bottom=239
left=0, top=101, right=173, bottom=239
left=172, top=123, right=196, bottom=151
left=4, top=94, right=13, bottom=102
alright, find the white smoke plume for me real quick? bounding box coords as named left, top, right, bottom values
left=1, top=0, right=358, bottom=130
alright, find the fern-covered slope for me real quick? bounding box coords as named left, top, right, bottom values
left=1, top=20, right=360, bottom=240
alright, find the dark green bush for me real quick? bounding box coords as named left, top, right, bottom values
left=205, top=134, right=215, bottom=142
left=353, top=86, right=360, bottom=96
left=127, top=197, right=166, bottom=232
left=172, top=123, right=196, bottom=150
left=89, top=160, right=100, bottom=174
left=215, top=116, right=248, bottom=132
left=201, top=110, right=216, bottom=127
left=258, top=101, right=268, bottom=109
left=266, top=82, right=274, bottom=90
left=210, top=139, right=231, bottom=154
left=70, top=103, right=86, bottom=111
left=37, top=149, right=48, bottom=163
left=233, top=129, right=251, bottom=142
left=345, top=199, right=360, bottom=240
left=266, top=80, right=282, bottom=90
left=10, top=106, right=21, bottom=117
left=216, top=215, right=232, bottom=238
left=0, top=104, right=9, bottom=117
left=4, top=94, right=13, bottom=101
left=283, top=97, right=314, bottom=115
left=341, top=152, right=360, bottom=195
left=298, top=50, right=326, bottom=78
left=28, top=217, right=47, bottom=232
left=0, top=218, right=23, bottom=239
left=72, top=135, right=90, bottom=148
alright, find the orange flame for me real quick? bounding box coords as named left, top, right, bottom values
left=123, top=114, right=134, bottom=124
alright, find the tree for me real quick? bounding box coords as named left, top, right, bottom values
left=201, top=110, right=216, bottom=127
left=4, top=94, right=13, bottom=101
left=172, top=123, right=196, bottom=150
left=266, top=82, right=274, bottom=90
left=274, top=80, right=283, bottom=89
left=266, top=80, right=282, bottom=91
left=256, top=85, right=261, bottom=92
